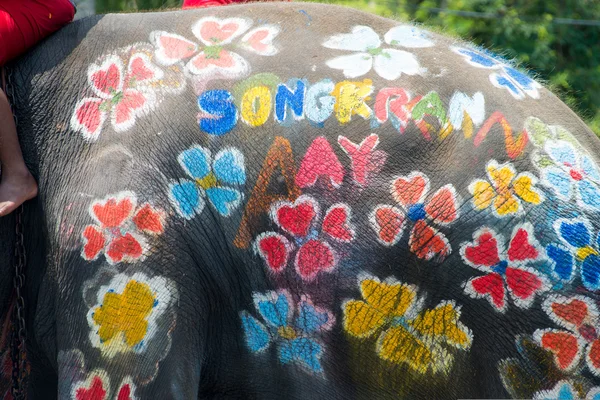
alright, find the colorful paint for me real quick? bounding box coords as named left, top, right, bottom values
left=546, top=217, right=600, bottom=290
left=371, top=172, right=459, bottom=260
left=534, top=294, right=600, bottom=376
left=533, top=380, right=600, bottom=400
left=57, top=10, right=600, bottom=397
left=81, top=192, right=164, bottom=264
left=72, top=369, right=136, bottom=400
left=71, top=43, right=186, bottom=141
left=343, top=273, right=472, bottom=373
left=469, top=159, right=543, bottom=217
left=322, top=25, right=430, bottom=80
left=169, top=145, right=246, bottom=218
left=193, top=76, right=530, bottom=159
left=234, top=136, right=300, bottom=249
left=85, top=271, right=177, bottom=366
left=527, top=117, right=600, bottom=211
left=241, top=290, right=334, bottom=374
left=151, top=17, right=279, bottom=77
left=451, top=46, right=542, bottom=100
left=460, top=223, right=547, bottom=312
left=254, top=195, right=355, bottom=281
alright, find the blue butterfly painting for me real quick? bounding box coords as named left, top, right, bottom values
left=240, top=291, right=334, bottom=374
left=451, top=46, right=541, bottom=100
left=547, top=218, right=600, bottom=291
left=169, top=145, right=246, bottom=219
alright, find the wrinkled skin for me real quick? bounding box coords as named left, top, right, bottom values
left=1, top=3, right=600, bottom=399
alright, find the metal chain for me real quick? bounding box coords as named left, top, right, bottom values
left=11, top=206, right=27, bottom=400
left=4, top=66, right=28, bottom=400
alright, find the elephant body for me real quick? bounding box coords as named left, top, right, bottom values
left=1, top=3, right=600, bottom=399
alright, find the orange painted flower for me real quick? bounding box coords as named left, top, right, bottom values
left=371, top=171, right=459, bottom=260
left=81, top=192, right=164, bottom=264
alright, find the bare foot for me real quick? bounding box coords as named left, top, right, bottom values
left=0, top=170, right=38, bottom=216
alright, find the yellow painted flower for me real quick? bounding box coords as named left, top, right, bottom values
left=343, top=274, right=472, bottom=374
left=92, top=279, right=155, bottom=352
left=469, top=160, right=543, bottom=217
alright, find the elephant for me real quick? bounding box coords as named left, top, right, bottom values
left=1, top=2, right=600, bottom=399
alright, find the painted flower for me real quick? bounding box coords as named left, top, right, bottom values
left=534, top=295, right=600, bottom=377
left=254, top=195, right=355, bottom=281
left=322, top=25, right=433, bottom=80
left=86, top=272, right=176, bottom=360
left=451, top=46, right=542, bottom=100
left=546, top=218, right=600, bottom=291
left=169, top=145, right=246, bottom=219
left=150, top=17, right=279, bottom=78
left=72, top=370, right=137, bottom=400
left=71, top=50, right=164, bottom=141
left=81, top=192, right=164, bottom=264
left=534, top=380, right=600, bottom=400
left=460, top=223, right=546, bottom=312
left=82, top=269, right=178, bottom=383
left=343, top=273, right=472, bottom=374
left=370, top=172, right=459, bottom=260
left=240, top=291, right=334, bottom=374
left=535, top=140, right=600, bottom=210
left=469, top=159, right=543, bottom=217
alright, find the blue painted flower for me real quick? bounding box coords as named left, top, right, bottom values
left=537, top=140, right=600, bottom=211
left=240, top=291, right=334, bottom=374
left=547, top=218, right=600, bottom=291
left=168, top=145, right=246, bottom=219
left=451, top=46, right=541, bottom=100
left=533, top=380, right=600, bottom=400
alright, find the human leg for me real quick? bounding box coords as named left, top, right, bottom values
left=0, top=88, right=37, bottom=216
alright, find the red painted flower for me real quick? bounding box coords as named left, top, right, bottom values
left=73, top=372, right=108, bottom=400
left=71, top=51, right=163, bottom=141
left=254, top=195, right=355, bottom=281
left=534, top=294, right=600, bottom=376
left=81, top=191, right=164, bottom=264
left=460, top=223, right=547, bottom=312
left=72, top=372, right=137, bottom=400
left=370, top=171, right=459, bottom=260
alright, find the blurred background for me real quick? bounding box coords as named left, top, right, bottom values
left=75, top=0, right=600, bottom=135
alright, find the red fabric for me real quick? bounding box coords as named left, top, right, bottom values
left=0, top=0, right=75, bottom=65
left=183, top=0, right=237, bottom=8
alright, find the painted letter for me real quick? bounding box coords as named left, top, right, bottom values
left=234, top=137, right=301, bottom=248
left=305, top=79, right=335, bottom=125
left=296, top=137, right=345, bottom=189
left=275, top=79, right=306, bottom=125
left=411, top=91, right=453, bottom=141
left=448, top=91, right=485, bottom=139
left=241, top=85, right=272, bottom=127
left=332, top=80, right=373, bottom=124
left=338, top=134, right=386, bottom=187
left=198, top=90, right=237, bottom=136
left=474, top=111, right=528, bottom=159
left=374, top=88, right=411, bottom=132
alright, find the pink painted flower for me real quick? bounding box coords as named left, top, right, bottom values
left=150, top=17, right=279, bottom=78
left=81, top=192, right=164, bottom=264
left=71, top=50, right=163, bottom=141
left=254, top=195, right=355, bottom=281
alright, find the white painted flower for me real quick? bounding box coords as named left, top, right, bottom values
left=323, top=25, right=433, bottom=80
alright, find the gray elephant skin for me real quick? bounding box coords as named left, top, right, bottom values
left=1, top=3, right=600, bottom=399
